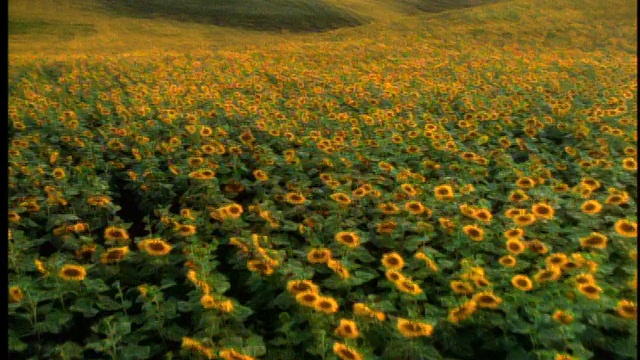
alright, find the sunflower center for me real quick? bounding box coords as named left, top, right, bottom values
left=64, top=269, right=81, bottom=277
left=620, top=223, right=635, bottom=232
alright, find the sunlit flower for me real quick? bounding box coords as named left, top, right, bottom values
left=616, top=300, right=637, bottom=319
left=511, top=275, right=533, bottom=291
left=58, top=264, right=87, bottom=281
left=463, top=225, right=485, bottom=242
left=579, top=232, right=608, bottom=249
left=531, top=203, right=554, bottom=220
left=396, top=318, right=434, bottom=337
left=104, top=226, right=130, bottom=242
left=9, top=286, right=24, bottom=303
left=335, top=231, right=360, bottom=248
left=100, top=246, right=130, bottom=264
left=614, top=219, right=637, bottom=237
left=285, top=192, right=306, bottom=205
left=472, top=291, right=502, bottom=309
left=332, top=342, right=363, bottom=360
left=307, top=248, right=332, bottom=264
left=139, top=238, right=173, bottom=256
left=313, top=296, right=339, bottom=314
left=580, top=200, right=602, bottom=215
left=434, top=185, right=454, bottom=200
left=381, top=252, right=405, bottom=270
left=577, top=283, right=602, bottom=300
left=334, top=319, right=359, bottom=339
left=552, top=310, right=574, bottom=325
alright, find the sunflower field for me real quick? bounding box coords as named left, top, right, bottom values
left=8, top=0, right=637, bottom=359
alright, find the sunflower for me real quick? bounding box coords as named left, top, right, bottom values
left=396, top=279, right=423, bottom=295
left=504, top=208, right=526, bottom=219
left=334, top=319, right=359, bottom=339
left=9, top=286, right=24, bottom=303
left=546, top=253, right=569, bottom=269
left=313, top=296, right=339, bottom=314
left=531, top=203, right=554, bottom=220
left=376, top=220, right=398, bottom=234
left=52, top=167, right=66, bottom=179
left=253, top=169, right=269, bottom=182
left=579, top=233, right=608, bottom=249
left=552, top=310, right=574, bottom=325
left=580, top=177, right=601, bottom=191
left=515, top=177, right=536, bottom=189
left=508, top=190, right=530, bottom=203
left=472, top=291, right=503, bottom=309
left=9, top=211, right=20, bottom=223
left=459, top=204, right=476, bottom=217
left=247, top=260, right=274, bottom=276
left=434, top=185, right=454, bottom=200
left=513, top=213, right=536, bottom=227
left=527, top=239, right=549, bottom=255
left=58, top=264, right=87, bottom=281
left=335, top=231, right=360, bottom=248
left=307, top=248, right=332, bottom=264
left=450, top=280, right=474, bottom=295
left=200, top=294, right=216, bottom=309
left=100, top=246, right=130, bottom=264
left=76, top=244, right=97, bottom=260
left=463, top=225, right=485, bottom=242
left=506, top=238, right=526, bottom=255
left=330, top=193, right=352, bottom=205
left=104, top=226, right=130, bottom=242
left=285, top=192, right=306, bottom=205
left=400, top=184, right=418, bottom=197
left=295, top=291, right=320, bottom=307
left=534, top=268, right=562, bottom=283
left=404, top=200, right=426, bottom=215
left=187, top=157, right=204, bottom=168
left=332, top=342, right=363, bottom=360
left=381, top=252, right=405, bottom=270
left=396, top=318, right=434, bottom=337
left=555, top=354, right=576, bottom=360
left=175, top=224, right=197, bottom=237
left=378, top=202, right=400, bottom=215
left=448, top=300, right=477, bottom=324
left=189, top=169, right=216, bottom=180
left=504, top=228, right=525, bottom=240
left=614, top=219, right=637, bottom=237
left=378, top=161, right=394, bottom=171
left=511, top=275, right=533, bottom=291
left=472, top=209, right=493, bottom=223
left=327, top=259, right=350, bottom=279
left=139, top=238, right=172, bottom=256
left=573, top=273, right=596, bottom=285
left=606, top=193, right=628, bottom=205
left=221, top=204, right=243, bottom=219
left=385, top=269, right=406, bottom=283
left=580, top=200, right=602, bottom=215
left=622, top=157, right=637, bottom=171
left=219, top=348, right=254, bottom=360
left=499, top=255, right=517, bottom=268
left=577, top=283, right=602, bottom=300
left=552, top=183, right=570, bottom=192
left=616, top=300, right=637, bottom=320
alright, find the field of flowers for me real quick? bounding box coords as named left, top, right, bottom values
left=8, top=0, right=637, bottom=359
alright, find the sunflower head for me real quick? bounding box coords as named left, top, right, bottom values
left=381, top=252, right=405, bottom=270
left=335, top=231, right=360, bottom=248
left=58, top=264, right=87, bottom=281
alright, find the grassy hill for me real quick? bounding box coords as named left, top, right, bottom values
left=9, top=0, right=511, bottom=56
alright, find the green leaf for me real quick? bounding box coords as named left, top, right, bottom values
left=70, top=297, right=99, bottom=317
left=243, top=335, right=267, bottom=357
left=9, top=335, right=28, bottom=352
